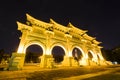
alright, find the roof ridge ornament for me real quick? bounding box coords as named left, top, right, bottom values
left=67, top=22, right=74, bottom=28
left=17, top=21, right=32, bottom=31
left=26, top=13, right=52, bottom=27
left=49, top=18, right=68, bottom=32
left=50, top=18, right=66, bottom=28
left=67, top=22, right=87, bottom=36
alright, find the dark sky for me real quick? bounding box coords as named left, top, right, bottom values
left=0, top=0, right=120, bottom=53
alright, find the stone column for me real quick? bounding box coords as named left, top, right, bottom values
left=79, top=40, right=89, bottom=66
left=40, top=55, right=54, bottom=68
left=17, top=29, right=29, bottom=53
left=97, top=47, right=107, bottom=65
left=62, top=33, right=73, bottom=66
left=40, top=30, right=54, bottom=68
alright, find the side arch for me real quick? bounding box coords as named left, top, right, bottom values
left=96, top=53, right=104, bottom=60
left=88, top=50, right=98, bottom=61
left=23, top=40, right=45, bottom=54
left=70, top=45, right=85, bottom=57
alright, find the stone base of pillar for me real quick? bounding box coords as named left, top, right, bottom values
left=70, top=57, right=79, bottom=67
left=8, top=52, right=25, bottom=71
left=99, top=60, right=113, bottom=65
left=79, top=59, right=89, bottom=66
left=40, top=55, right=54, bottom=68
left=62, top=56, right=80, bottom=67
left=88, top=60, right=98, bottom=66
left=62, top=56, right=73, bottom=67
left=105, top=61, right=113, bottom=65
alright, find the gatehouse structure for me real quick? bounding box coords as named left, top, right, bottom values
left=8, top=14, right=109, bottom=70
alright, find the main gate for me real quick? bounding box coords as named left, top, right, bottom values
left=8, top=14, right=107, bottom=70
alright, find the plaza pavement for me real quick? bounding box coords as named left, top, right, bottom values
left=0, top=65, right=120, bottom=80
left=57, top=66, right=120, bottom=80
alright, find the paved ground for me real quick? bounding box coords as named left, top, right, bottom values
left=0, top=65, right=120, bottom=80
left=58, top=65, right=120, bottom=80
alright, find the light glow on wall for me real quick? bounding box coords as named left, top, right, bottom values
left=17, top=41, right=45, bottom=54
left=17, top=46, right=24, bottom=53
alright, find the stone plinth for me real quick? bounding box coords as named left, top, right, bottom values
left=62, top=56, right=73, bottom=67
left=8, top=52, right=25, bottom=70
left=70, top=57, right=79, bottom=67
left=79, top=58, right=89, bottom=66
left=40, top=55, right=54, bottom=68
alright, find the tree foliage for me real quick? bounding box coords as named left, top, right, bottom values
left=0, top=49, right=11, bottom=63
left=102, top=45, right=120, bottom=64
left=112, top=47, right=120, bottom=64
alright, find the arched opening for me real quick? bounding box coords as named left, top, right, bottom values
left=97, top=55, right=100, bottom=60
left=72, top=47, right=83, bottom=61
left=97, top=54, right=100, bottom=65
left=52, top=46, right=65, bottom=63
left=88, top=51, right=93, bottom=60
left=25, top=44, right=43, bottom=64
left=88, top=51, right=94, bottom=65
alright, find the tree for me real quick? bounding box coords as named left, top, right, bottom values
left=112, top=47, right=120, bottom=64
left=0, top=49, right=4, bottom=63
left=101, top=49, right=112, bottom=61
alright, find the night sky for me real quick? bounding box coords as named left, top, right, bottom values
left=0, top=0, right=120, bottom=53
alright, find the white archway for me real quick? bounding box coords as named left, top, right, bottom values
left=8, top=14, right=107, bottom=70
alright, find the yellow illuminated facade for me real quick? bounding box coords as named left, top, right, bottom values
left=8, top=14, right=112, bottom=70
